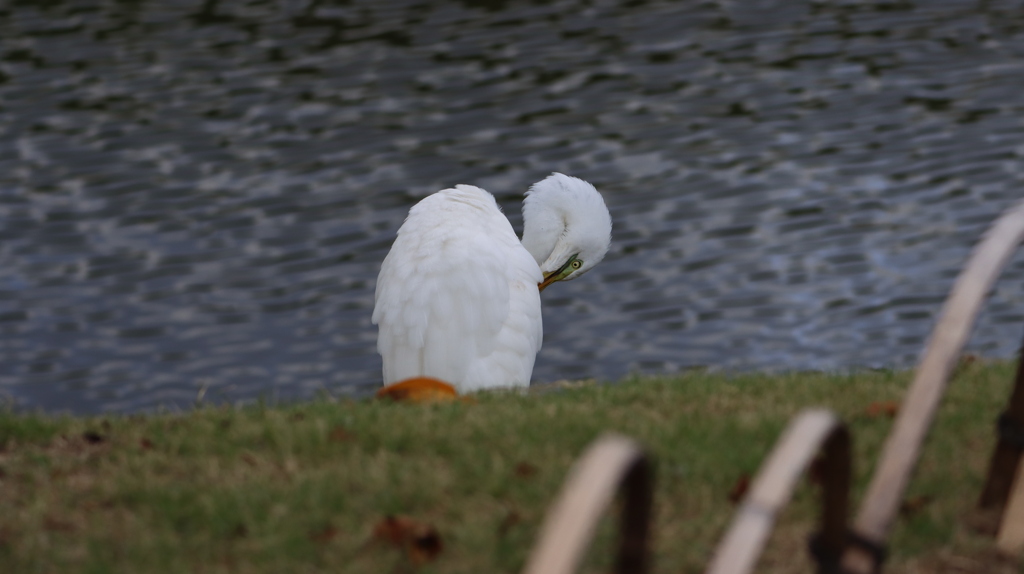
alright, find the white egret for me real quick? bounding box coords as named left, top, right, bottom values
left=372, top=173, right=612, bottom=393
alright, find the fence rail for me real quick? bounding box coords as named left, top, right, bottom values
left=522, top=433, right=653, bottom=574
left=522, top=199, right=1024, bottom=573
left=707, top=409, right=850, bottom=574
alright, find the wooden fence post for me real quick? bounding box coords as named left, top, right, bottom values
left=706, top=409, right=851, bottom=574
left=842, top=199, right=1024, bottom=573
left=522, top=433, right=653, bottom=574
left=979, top=329, right=1024, bottom=516
left=524, top=200, right=1024, bottom=573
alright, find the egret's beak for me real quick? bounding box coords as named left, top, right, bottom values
left=538, top=272, right=558, bottom=292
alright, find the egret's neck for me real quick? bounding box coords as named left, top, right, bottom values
left=521, top=203, right=567, bottom=268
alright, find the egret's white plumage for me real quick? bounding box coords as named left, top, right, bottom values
left=372, top=173, right=611, bottom=392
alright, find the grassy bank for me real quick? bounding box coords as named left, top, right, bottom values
left=0, top=362, right=1020, bottom=573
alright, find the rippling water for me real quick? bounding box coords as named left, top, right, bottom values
left=1, top=0, right=1023, bottom=413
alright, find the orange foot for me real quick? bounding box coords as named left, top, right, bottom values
left=376, top=377, right=459, bottom=403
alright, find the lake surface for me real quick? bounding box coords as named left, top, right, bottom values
left=1, top=0, right=1023, bottom=414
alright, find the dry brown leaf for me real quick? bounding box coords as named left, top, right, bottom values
left=376, top=377, right=459, bottom=403
left=899, top=494, right=933, bottom=518
left=728, top=473, right=751, bottom=504
left=409, top=530, right=443, bottom=564
left=328, top=426, right=353, bottom=443
left=497, top=510, right=522, bottom=537
left=865, top=400, right=900, bottom=418
left=43, top=516, right=74, bottom=533
left=514, top=461, right=538, bottom=479
left=309, top=524, right=338, bottom=544
left=82, top=430, right=105, bottom=444
left=372, top=515, right=418, bottom=545
left=371, top=515, right=443, bottom=564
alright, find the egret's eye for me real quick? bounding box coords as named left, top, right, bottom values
left=570, top=259, right=583, bottom=270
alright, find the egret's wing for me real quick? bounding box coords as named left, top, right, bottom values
left=463, top=245, right=543, bottom=390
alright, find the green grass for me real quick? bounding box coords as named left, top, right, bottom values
left=0, top=361, right=1019, bottom=573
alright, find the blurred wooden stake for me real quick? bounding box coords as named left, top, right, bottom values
left=522, top=434, right=652, bottom=574
left=996, top=457, right=1024, bottom=555
left=706, top=409, right=850, bottom=574
left=842, top=199, right=1024, bottom=573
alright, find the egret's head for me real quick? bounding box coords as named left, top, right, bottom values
left=521, top=173, right=612, bottom=291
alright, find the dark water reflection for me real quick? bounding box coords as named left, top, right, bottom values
left=1, top=0, right=1023, bottom=413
